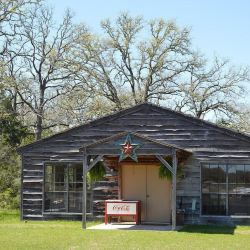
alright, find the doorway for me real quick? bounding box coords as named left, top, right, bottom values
left=121, top=164, right=171, bottom=223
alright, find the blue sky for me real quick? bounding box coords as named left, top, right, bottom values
left=46, top=0, right=250, bottom=66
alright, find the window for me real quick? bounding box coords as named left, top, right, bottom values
left=202, top=164, right=226, bottom=215
left=68, top=164, right=83, bottom=213
left=44, top=163, right=83, bottom=213
left=202, top=163, right=250, bottom=216
left=228, top=165, right=250, bottom=215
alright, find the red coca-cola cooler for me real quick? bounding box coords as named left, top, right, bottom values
left=105, top=200, right=141, bottom=224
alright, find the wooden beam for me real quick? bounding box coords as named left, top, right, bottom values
left=155, top=155, right=174, bottom=174
left=82, top=148, right=88, bottom=229
left=172, top=149, right=177, bottom=230
left=88, top=155, right=104, bottom=171
left=20, top=155, right=24, bottom=220
left=86, top=148, right=172, bottom=155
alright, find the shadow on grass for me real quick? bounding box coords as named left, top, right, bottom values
left=178, top=224, right=236, bottom=235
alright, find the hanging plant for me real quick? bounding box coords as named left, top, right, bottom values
left=87, top=161, right=106, bottom=183
left=158, top=156, right=184, bottom=180
left=159, top=164, right=172, bottom=180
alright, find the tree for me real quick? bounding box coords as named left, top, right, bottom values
left=0, top=0, right=41, bottom=120
left=0, top=92, right=26, bottom=209
left=0, top=0, right=41, bottom=56
left=0, top=91, right=27, bottom=210
left=53, top=89, right=114, bottom=126
left=77, top=13, right=195, bottom=110
left=9, top=5, right=89, bottom=140
left=216, top=105, right=250, bottom=134
left=0, top=141, right=20, bottom=209
left=2, top=11, right=250, bottom=141
left=74, top=13, right=249, bottom=121
left=0, top=91, right=27, bottom=146
left=0, top=0, right=41, bottom=209
left=174, top=57, right=249, bottom=119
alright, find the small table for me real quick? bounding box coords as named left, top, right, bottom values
left=105, top=200, right=141, bottom=225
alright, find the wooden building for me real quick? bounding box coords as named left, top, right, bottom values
left=17, top=103, right=250, bottom=228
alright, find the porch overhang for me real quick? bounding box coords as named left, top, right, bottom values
left=79, top=132, right=191, bottom=231
left=79, top=131, right=190, bottom=156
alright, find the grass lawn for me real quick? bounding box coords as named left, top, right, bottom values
left=1, top=210, right=250, bottom=250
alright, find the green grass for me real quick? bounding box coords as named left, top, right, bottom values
left=1, top=210, right=250, bottom=250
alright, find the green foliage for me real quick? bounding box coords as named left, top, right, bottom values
left=0, top=142, right=20, bottom=209
left=0, top=93, right=27, bottom=147
left=0, top=117, right=27, bottom=147
left=0, top=92, right=25, bottom=209
left=158, top=157, right=183, bottom=180
left=0, top=189, right=19, bottom=209
left=159, top=164, right=173, bottom=180
left=87, top=161, right=106, bottom=183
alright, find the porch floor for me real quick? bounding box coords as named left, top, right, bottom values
left=88, top=223, right=182, bottom=231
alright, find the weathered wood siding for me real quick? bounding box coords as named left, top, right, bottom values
left=177, top=156, right=201, bottom=223
left=19, top=103, right=250, bottom=221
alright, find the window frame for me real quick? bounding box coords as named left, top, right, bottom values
left=42, top=161, right=83, bottom=215
left=201, top=163, right=227, bottom=216
left=200, top=161, right=250, bottom=217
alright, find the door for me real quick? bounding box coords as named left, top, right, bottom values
left=146, top=165, right=171, bottom=222
left=122, top=164, right=171, bottom=223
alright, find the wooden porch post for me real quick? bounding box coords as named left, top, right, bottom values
left=82, top=148, right=88, bottom=229
left=172, top=149, right=177, bottom=230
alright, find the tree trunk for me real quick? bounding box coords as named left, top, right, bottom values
left=35, top=113, right=43, bottom=140
left=35, top=82, right=45, bottom=141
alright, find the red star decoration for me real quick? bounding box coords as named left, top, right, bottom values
left=122, top=142, right=133, bottom=155
left=117, top=133, right=141, bottom=162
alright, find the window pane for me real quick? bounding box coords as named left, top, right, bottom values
left=236, top=184, right=250, bottom=195
left=69, top=182, right=83, bottom=191
left=202, top=164, right=210, bottom=183
left=218, top=194, right=227, bottom=215
left=209, top=164, right=219, bottom=183
left=239, top=195, right=250, bottom=215
left=44, top=192, right=67, bottom=212
left=68, top=164, right=82, bottom=182
left=209, top=194, right=219, bottom=215
left=45, top=182, right=65, bottom=192
left=229, top=194, right=250, bottom=215
left=202, top=194, right=210, bottom=215
left=68, top=164, right=83, bottom=192
left=202, top=194, right=226, bottom=215
left=45, top=164, right=67, bottom=192
left=229, top=194, right=237, bottom=215
left=69, top=192, right=82, bottom=213
left=55, top=166, right=67, bottom=183
left=229, top=184, right=250, bottom=195
left=245, top=165, right=250, bottom=184
left=236, top=165, right=245, bottom=184
left=219, top=184, right=226, bottom=194
left=228, top=165, right=236, bottom=183
left=202, top=183, right=209, bottom=194
left=209, top=183, right=219, bottom=193
left=228, top=184, right=237, bottom=194
left=45, top=165, right=52, bottom=180
left=218, top=165, right=226, bottom=183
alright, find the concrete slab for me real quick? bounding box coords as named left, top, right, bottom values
left=88, top=223, right=182, bottom=231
